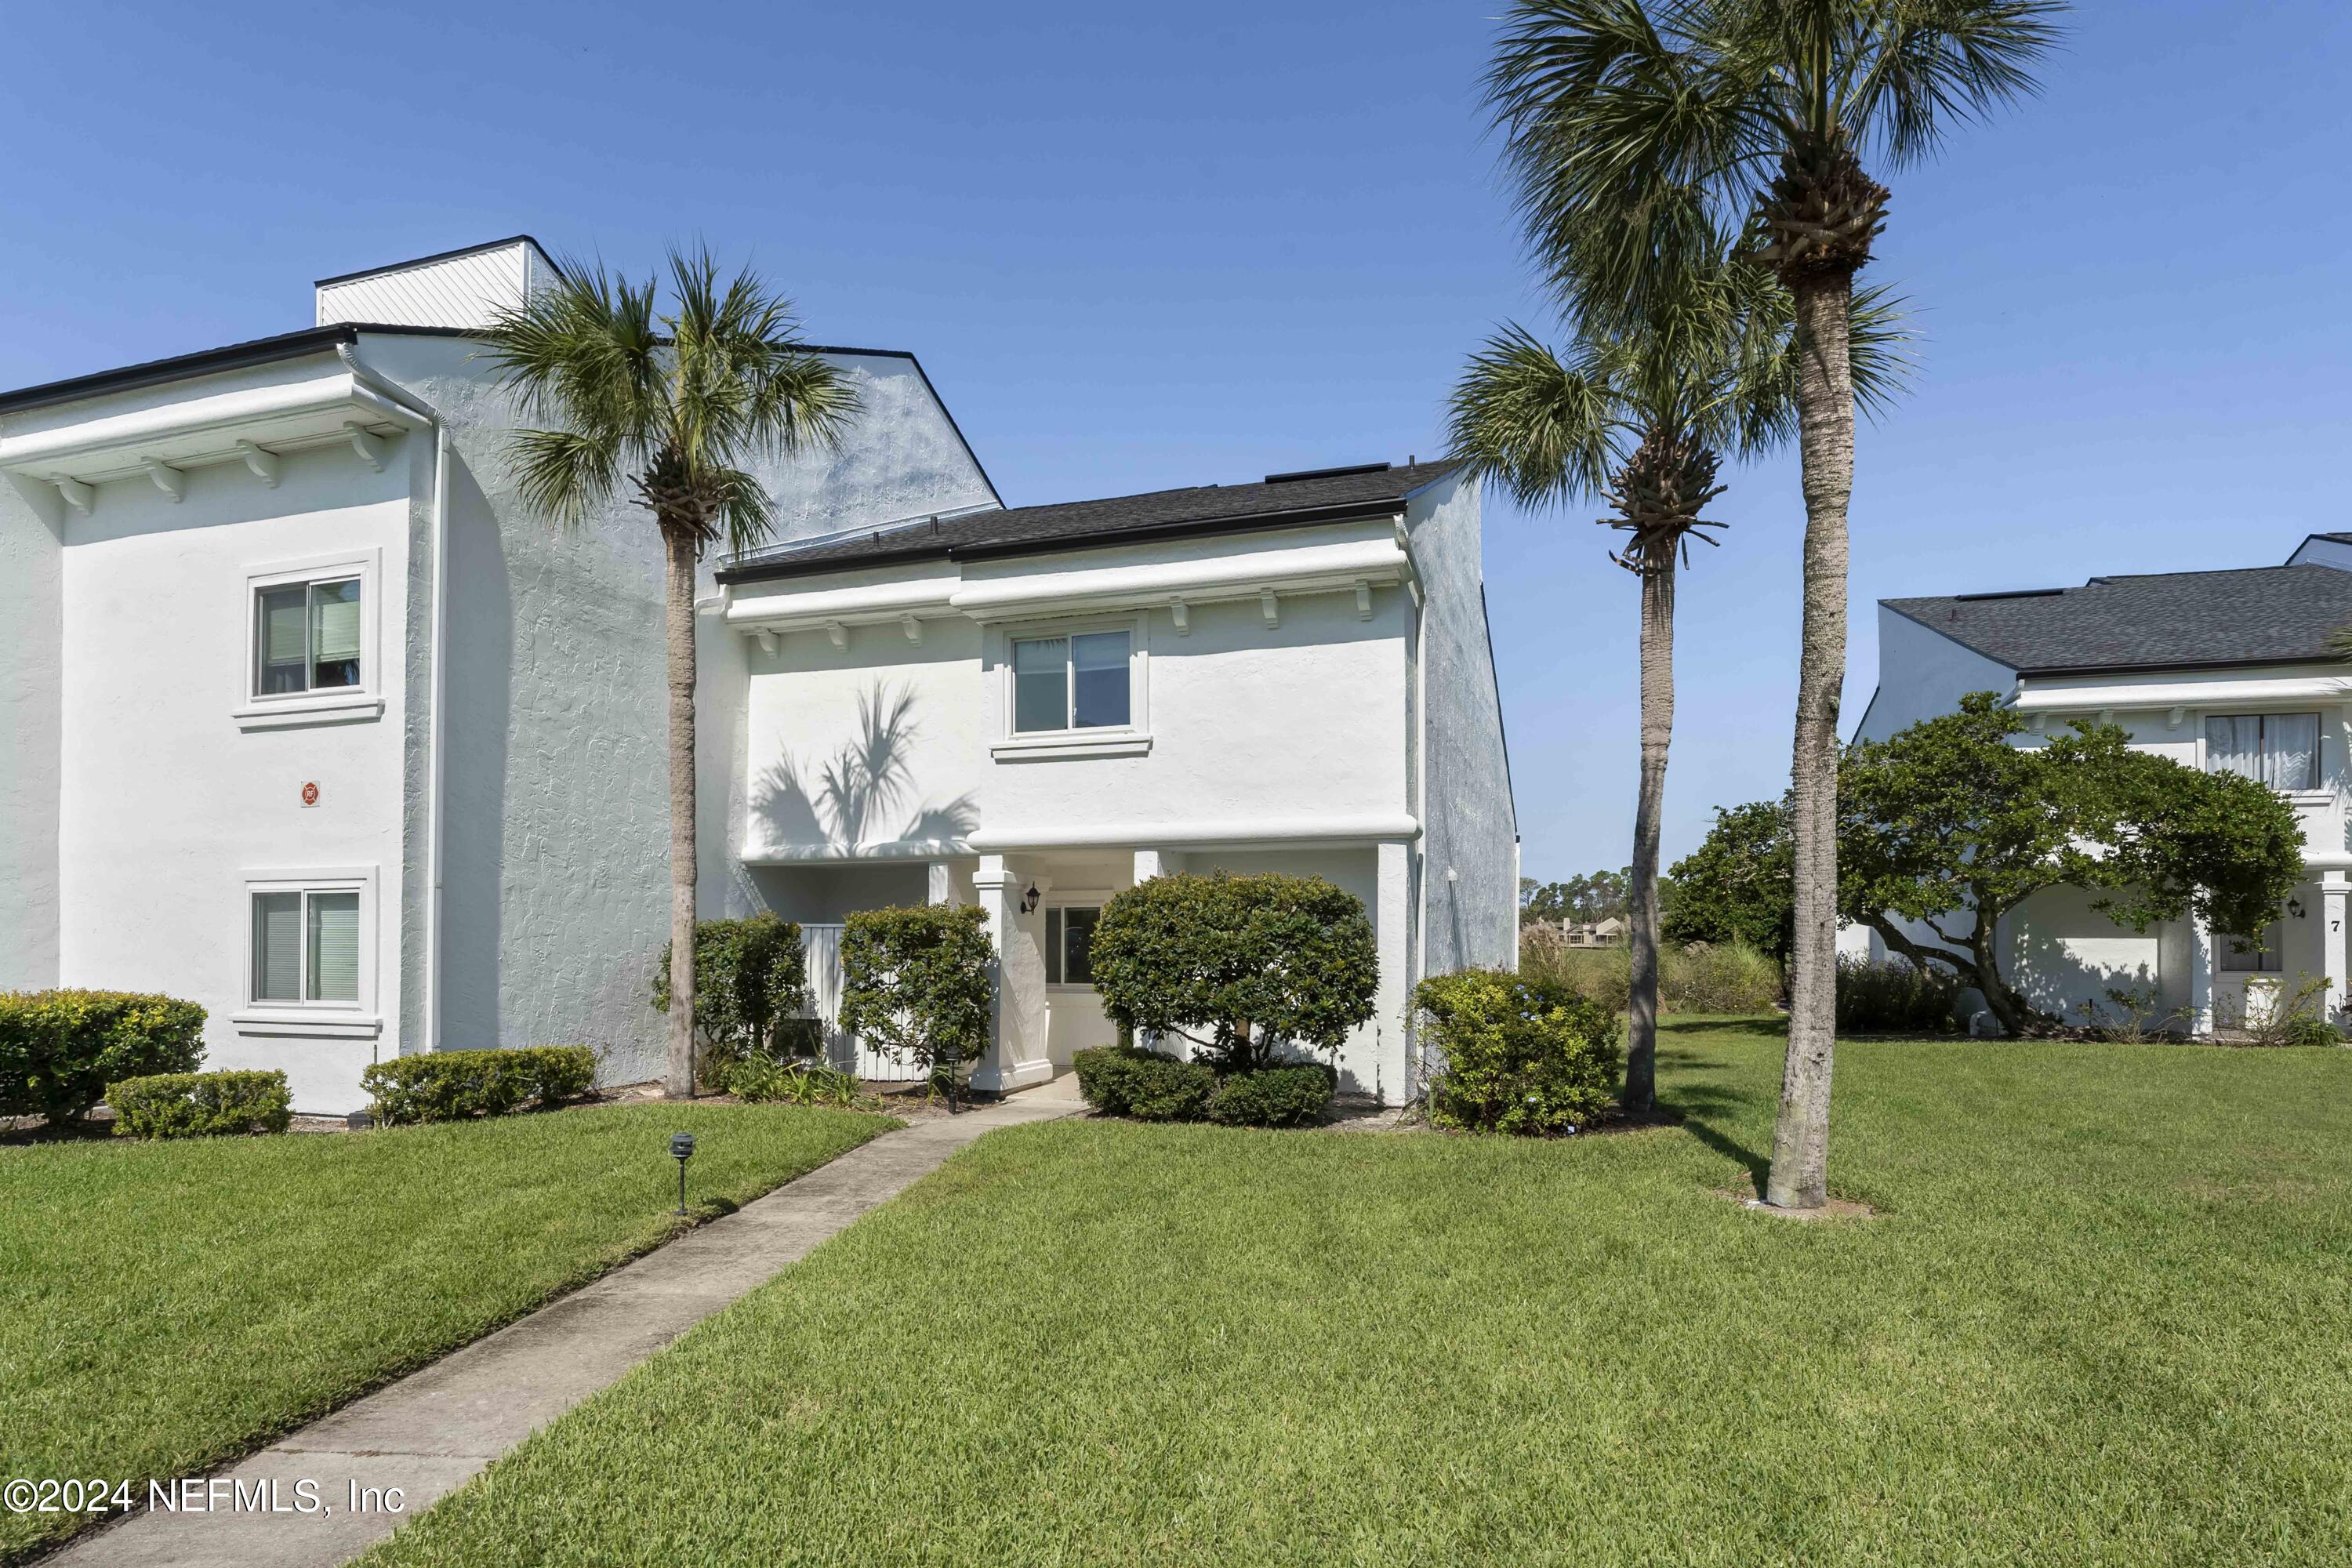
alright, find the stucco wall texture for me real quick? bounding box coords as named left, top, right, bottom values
left=1410, top=473, right=1519, bottom=975
left=362, top=335, right=998, bottom=1092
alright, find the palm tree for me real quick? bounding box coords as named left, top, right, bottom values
left=482, top=249, right=857, bottom=1098
left=1484, top=0, right=2062, bottom=1208
left=1448, top=249, right=1904, bottom=1116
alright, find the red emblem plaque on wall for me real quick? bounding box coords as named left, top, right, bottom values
left=300, top=782, right=321, bottom=808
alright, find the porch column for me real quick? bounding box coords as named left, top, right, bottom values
left=971, top=856, right=1053, bottom=1091
left=1376, top=839, right=1413, bottom=1105
left=2188, top=909, right=2216, bottom=1038
left=2325, top=874, right=2348, bottom=1028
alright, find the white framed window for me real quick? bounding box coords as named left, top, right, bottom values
left=235, top=551, right=384, bottom=730
left=235, top=867, right=381, bottom=1037
left=2218, top=921, right=2284, bottom=975
left=992, top=614, right=1150, bottom=760
left=1045, top=905, right=1103, bottom=986
left=2205, top=713, right=2321, bottom=793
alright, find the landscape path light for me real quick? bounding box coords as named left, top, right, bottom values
left=669, top=1131, right=696, bottom=1216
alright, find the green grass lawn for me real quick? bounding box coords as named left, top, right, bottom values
left=361, top=1022, right=2352, bottom=1567
left=0, top=1102, right=893, bottom=1562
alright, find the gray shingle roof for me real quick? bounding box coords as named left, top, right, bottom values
left=1886, top=564, right=2352, bottom=674
left=717, top=459, right=1455, bottom=583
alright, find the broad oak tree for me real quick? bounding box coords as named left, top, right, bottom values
left=1840, top=694, right=2304, bottom=1036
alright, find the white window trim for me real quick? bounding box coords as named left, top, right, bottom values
left=991, top=612, right=1150, bottom=761
left=2195, top=709, right=2328, bottom=798
left=233, top=865, right=382, bottom=1036
left=234, top=549, right=386, bottom=731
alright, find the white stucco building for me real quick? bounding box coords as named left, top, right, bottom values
left=1848, top=535, right=2352, bottom=1033
left=0, top=237, right=1517, bottom=1112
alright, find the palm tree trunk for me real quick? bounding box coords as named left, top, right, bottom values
left=1624, top=564, right=1675, bottom=1114
left=661, top=522, right=700, bottom=1100
left=1764, top=271, right=1856, bottom=1212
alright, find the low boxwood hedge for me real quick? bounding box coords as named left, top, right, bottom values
left=1072, top=1044, right=1215, bottom=1122
left=108, top=1069, right=292, bottom=1139
left=1073, top=1046, right=1334, bottom=1127
left=0, top=989, right=207, bottom=1126
left=1205, top=1063, right=1335, bottom=1128
left=360, top=1046, right=597, bottom=1126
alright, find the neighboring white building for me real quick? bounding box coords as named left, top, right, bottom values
left=0, top=238, right=1517, bottom=1112
left=1848, top=535, right=2352, bottom=1033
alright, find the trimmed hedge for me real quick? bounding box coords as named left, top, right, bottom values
left=108, top=1070, right=292, bottom=1139
left=838, top=906, right=993, bottom=1093
left=1090, top=872, right=1378, bottom=1072
left=0, top=990, right=207, bottom=1125
left=652, top=914, right=811, bottom=1085
left=1414, top=968, right=1621, bottom=1134
left=1072, top=1044, right=1215, bottom=1122
left=360, top=1047, right=597, bottom=1126
left=1073, top=1047, right=1334, bottom=1128
left=1205, top=1063, right=1335, bottom=1128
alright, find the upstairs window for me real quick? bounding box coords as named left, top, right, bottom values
left=1045, top=906, right=1101, bottom=985
left=255, top=577, right=362, bottom=698
left=1012, top=631, right=1131, bottom=732
left=2206, top=713, right=2319, bottom=792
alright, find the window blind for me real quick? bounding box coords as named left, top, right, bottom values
left=307, top=891, right=361, bottom=1003
left=252, top=892, right=302, bottom=1000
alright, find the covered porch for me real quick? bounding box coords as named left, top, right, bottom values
left=746, top=836, right=1418, bottom=1102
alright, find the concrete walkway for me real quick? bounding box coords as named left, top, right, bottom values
left=56, top=1091, right=1078, bottom=1568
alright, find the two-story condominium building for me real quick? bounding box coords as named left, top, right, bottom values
left=1850, top=535, right=2352, bottom=1033
left=0, top=238, right=1517, bottom=1112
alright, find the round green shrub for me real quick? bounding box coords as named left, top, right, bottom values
left=1414, top=968, right=1621, bottom=1134
left=0, top=990, right=207, bottom=1126
left=652, top=915, right=811, bottom=1085
left=1091, top=872, right=1377, bottom=1071
left=838, top=906, right=994, bottom=1092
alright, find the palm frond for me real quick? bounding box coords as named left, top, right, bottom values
left=1445, top=325, right=1627, bottom=509
left=1844, top=0, right=2067, bottom=166
left=479, top=244, right=858, bottom=554
left=506, top=426, right=627, bottom=531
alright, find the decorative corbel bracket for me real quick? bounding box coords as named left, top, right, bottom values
left=237, top=440, right=282, bottom=488
left=1259, top=589, right=1279, bottom=630
left=343, top=421, right=389, bottom=473
left=140, top=457, right=187, bottom=503
left=52, top=474, right=94, bottom=514
left=1168, top=597, right=1189, bottom=636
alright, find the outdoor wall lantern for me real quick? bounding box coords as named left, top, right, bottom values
left=669, top=1131, right=696, bottom=1215
left=2289, top=898, right=2308, bottom=921
left=1022, top=883, right=1041, bottom=914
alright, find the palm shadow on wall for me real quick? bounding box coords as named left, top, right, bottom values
left=752, top=682, right=978, bottom=854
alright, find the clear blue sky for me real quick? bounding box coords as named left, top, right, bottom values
left=7, top=2, right=2348, bottom=881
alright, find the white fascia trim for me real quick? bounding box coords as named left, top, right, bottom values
left=2013, top=672, right=2351, bottom=711
left=968, top=814, right=1421, bottom=851
left=0, top=369, right=423, bottom=485
left=949, top=537, right=1409, bottom=621
left=721, top=535, right=1414, bottom=633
